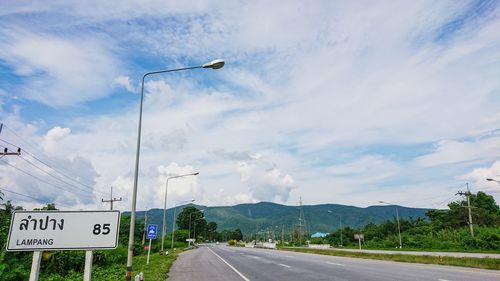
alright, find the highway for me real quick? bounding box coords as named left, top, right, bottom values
left=167, top=244, right=500, bottom=281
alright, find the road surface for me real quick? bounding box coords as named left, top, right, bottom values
left=167, top=244, right=500, bottom=281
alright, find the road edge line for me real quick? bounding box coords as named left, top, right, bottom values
left=207, top=246, right=251, bottom=281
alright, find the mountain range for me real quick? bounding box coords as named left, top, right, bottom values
left=133, top=202, right=431, bottom=235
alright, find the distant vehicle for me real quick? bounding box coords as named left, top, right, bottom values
left=216, top=241, right=220, bottom=245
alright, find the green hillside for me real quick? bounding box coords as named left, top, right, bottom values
left=133, top=202, right=430, bottom=236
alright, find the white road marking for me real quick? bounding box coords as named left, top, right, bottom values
left=279, top=263, right=291, bottom=268
left=438, top=279, right=451, bottom=281
left=326, top=262, right=345, bottom=267
left=207, top=247, right=251, bottom=281
left=285, top=255, right=294, bottom=258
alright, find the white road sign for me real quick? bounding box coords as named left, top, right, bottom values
left=7, top=210, right=120, bottom=251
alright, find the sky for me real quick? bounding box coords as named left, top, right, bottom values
left=0, top=0, right=499, bottom=212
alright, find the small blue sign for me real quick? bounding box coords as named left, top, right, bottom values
left=146, top=224, right=158, bottom=239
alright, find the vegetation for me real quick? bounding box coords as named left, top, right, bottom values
left=135, top=202, right=430, bottom=237
left=311, top=191, right=500, bottom=252
left=0, top=196, right=185, bottom=281
left=281, top=247, right=500, bottom=270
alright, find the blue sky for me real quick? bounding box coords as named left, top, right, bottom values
left=0, top=0, right=499, bottom=211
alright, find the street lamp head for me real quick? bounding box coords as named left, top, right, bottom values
left=202, top=59, right=225, bottom=69
left=486, top=178, right=494, bottom=181
left=193, top=172, right=200, bottom=176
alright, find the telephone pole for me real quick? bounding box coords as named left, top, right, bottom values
left=0, top=123, right=22, bottom=157
left=142, top=211, right=148, bottom=246
left=101, top=186, right=122, bottom=210
left=457, top=183, right=474, bottom=237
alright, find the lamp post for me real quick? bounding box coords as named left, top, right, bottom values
left=327, top=210, right=343, bottom=247
left=188, top=209, right=204, bottom=246
left=171, top=199, right=195, bottom=249
left=193, top=215, right=205, bottom=244
left=126, top=59, right=224, bottom=280
left=161, top=172, right=199, bottom=252
left=379, top=201, right=402, bottom=248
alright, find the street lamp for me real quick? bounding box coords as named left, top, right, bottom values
left=171, top=199, right=195, bottom=249
left=327, top=210, right=343, bottom=247
left=193, top=215, right=206, bottom=244
left=379, top=201, right=402, bottom=249
left=188, top=209, right=204, bottom=246
left=486, top=178, right=500, bottom=184
left=126, top=59, right=224, bottom=280
left=161, top=172, right=199, bottom=252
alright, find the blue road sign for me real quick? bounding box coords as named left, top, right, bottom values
left=146, top=224, right=158, bottom=239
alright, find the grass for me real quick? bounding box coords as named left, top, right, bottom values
left=280, top=247, right=500, bottom=270
left=41, top=250, right=183, bottom=281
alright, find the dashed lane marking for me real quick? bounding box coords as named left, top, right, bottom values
left=207, top=247, right=251, bottom=281
left=326, top=262, right=346, bottom=267
left=279, top=263, right=291, bottom=268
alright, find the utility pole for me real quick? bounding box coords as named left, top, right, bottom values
left=281, top=224, right=284, bottom=246
left=101, top=186, right=122, bottom=210
left=457, top=183, right=474, bottom=237
left=142, top=211, right=148, bottom=246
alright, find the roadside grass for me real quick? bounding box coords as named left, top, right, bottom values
left=334, top=246, right=500, bottom=254
left=41, top=250, right=182, bottom=281
left=280, top=247, right=500, bottom=270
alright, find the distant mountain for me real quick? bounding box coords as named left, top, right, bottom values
left=132, top=202, right=431, bottom=235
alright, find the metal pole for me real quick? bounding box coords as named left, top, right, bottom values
left=146, top=239, right=152, bottom=265
left=29, top=251, right=42, bottom=281
left=171, top=206, right=177, bottom=249
left=188, top=212, right=195, bottom=246
left=125, top=66, right=207, bottom=280
left=161, top=179, right=169, bottom=252
left=339, top=215, right=343, bottom=247
left=395, top=207, right=402, bottom=248
left=84, top=251, right=93, bottom=281
left=125, top=73, right=147, bottom=281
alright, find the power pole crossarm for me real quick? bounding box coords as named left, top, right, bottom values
left=101, top=186, right=122, bottom=210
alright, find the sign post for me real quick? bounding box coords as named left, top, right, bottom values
left=146, top=224, right=157, bottom=265
left=354, top=234, right=364, bottom=250
left=7, top=210, right=120, bottom=280
left=84, top=251, right=93, bottom=281
left=29, top=251, right=42, bottom=281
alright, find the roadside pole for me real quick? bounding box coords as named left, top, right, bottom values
left=29, top=251, right=42, bottom=281
left=146, top=238, right=152, bottom=265
left=84, top=251, right=93, bottom=281
left=145, top=224, right=158, bottom=265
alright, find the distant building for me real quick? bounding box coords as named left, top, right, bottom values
left=311, top=232, right=328, bottom=238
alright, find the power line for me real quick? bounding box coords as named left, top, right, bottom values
left=1, top=125, right=97, bottom=187
left=16, top=152, right=106, bottom=196
left=0, top=158, right=95, bottom=199
left=0, top=138, right=97, bottom=190
left=0, top=187, right=78, bottom=210
left=1, top=144, right=102, bottom=195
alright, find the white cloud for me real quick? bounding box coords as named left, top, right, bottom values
left=415, top=135, right=500, bottom=167
left=1, top=1, right=500, bottom=210
left=460, top=161, right=500, bottom=195
left=113, top=76, right=137, bottom=93
left=0, top=30, right=120, bottom=106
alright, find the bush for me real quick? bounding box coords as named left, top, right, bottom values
left=228, top=240, right=237, bottom=246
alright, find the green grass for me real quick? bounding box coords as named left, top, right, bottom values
left=280, top=247, right=500, bottom=270
left=40, top=250, right=182, bottom=281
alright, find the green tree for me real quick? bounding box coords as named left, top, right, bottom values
left=206, top=221, right=217, bottom=241
left=175, top=207, right=205, bottom=238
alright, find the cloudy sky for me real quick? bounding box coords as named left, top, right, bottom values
left=0, top=0, right=499, bottom=211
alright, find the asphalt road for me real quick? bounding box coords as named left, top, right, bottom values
left=167, top=244, right=500, bottom=281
